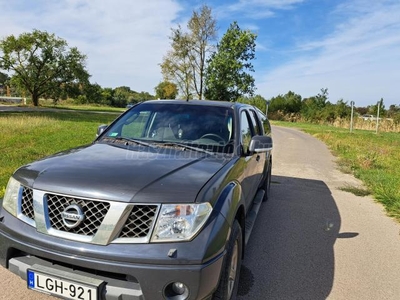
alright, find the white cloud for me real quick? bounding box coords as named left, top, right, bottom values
left=214, top=0, right=304, bottom=20
left=0, top=0, right=183, bottom=91
left=257, top=0, right=400, bottom=107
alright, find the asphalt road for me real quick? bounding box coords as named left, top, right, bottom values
left=1, top=126, right=400, bottom=299
left=237, top=126, right=400, bottom=300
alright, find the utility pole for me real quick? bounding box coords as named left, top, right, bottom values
left=350, top=101, right=355, bottom=133
left=375, top=99, right=381, bottom=134
left=265, top=100, right=270, bottom=117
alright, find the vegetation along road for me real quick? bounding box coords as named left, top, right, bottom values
left=0, top=118, right=400, bottom=299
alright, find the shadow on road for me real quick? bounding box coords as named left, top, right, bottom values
left=238, top=175, right=341, bottom=300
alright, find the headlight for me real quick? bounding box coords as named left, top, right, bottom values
left=2, top=177, right=21, bottom=217
left=151, top=203, right=212, bottom=242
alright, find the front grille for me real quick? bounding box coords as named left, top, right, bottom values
left=21, top=187, right=34, bottom=220
left=46, top=194, right=110, bottom=236
left=119, top=205, right=158, bottom=238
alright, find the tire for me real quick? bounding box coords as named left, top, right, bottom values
left=263, top=160, right=272, bottom=202
left=213, top=220, right=243, bottom=300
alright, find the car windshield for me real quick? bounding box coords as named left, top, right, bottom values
left=100, top=102, right=235, bottom=153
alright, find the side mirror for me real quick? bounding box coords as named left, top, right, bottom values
left=249, top=135, right=273, bottom=153
left=96, top=124, right=108, bottom=137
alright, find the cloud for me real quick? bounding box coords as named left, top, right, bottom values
left=0, top=0, right=183, bottom=91
left=214, top=0, right=304, bottom=20
left=257, top=0, right=400, bottom=106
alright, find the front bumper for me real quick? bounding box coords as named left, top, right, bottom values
left=0, top=207, right=229, bottom=300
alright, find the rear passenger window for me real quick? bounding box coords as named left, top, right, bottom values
left=249, top=110, right=261, bottom=135
left=256, top=110, right=271, bottom=135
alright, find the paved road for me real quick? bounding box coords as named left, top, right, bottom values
left=1, top=126, right=400, bottom=299
left=238, top=126, right=400, bottom=300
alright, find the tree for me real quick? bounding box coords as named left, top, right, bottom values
left=204, top=22, right=257, bottom=101
left=155, top=81, right=178, bottom=99
left=113, top=86, right=132, bottom=107
left=369, top=98, right=386, bottom=117
left=387, top=104, right=400, bottom=118
left=161, top=34, right=193, bottom=100
left=269, top=91, right=302, bottom=114
left=84, top=83, right=104, bottom=104
left=239, top=94, right=268, bottom=112
left=160, top=5, right=217, bottom=100
left=301, top=88, right=329, bottom=121
left=0, top=71, right=9, bottom=95
left=101, top=87, right=114, bottom=106
left=0, top=71, right=9, bottom=85
left=187, top=5, right=217, bottom=99
left=0, top=30, right=89, bottom=106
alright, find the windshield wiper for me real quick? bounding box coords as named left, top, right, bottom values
left=154, top=141, right=214, bottom=155
left=102, top=136, right=155, bottom=148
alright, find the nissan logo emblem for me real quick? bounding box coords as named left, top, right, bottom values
left=61, top=204, right=85, bottom=229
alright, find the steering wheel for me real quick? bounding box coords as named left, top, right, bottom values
left=199, top=133, right=225, bottom=143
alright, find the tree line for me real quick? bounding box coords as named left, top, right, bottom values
left=239, top=90, right=400, bottom=124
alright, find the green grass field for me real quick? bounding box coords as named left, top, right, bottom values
left=0, top=111, right=118, bottom=196
left=273, top=121, right=400, bottom=220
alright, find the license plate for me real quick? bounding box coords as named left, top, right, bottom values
left=27, top=269, right=99, bottom=300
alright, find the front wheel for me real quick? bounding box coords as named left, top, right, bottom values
left=213, top=220, right=243, bottom=300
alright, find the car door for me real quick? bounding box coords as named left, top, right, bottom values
left=248, top=109, right=267, bottom=183
left=237, top=109, right=261, bottom=209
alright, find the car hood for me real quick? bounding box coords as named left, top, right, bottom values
left=14, top=143, right=231, bottom=203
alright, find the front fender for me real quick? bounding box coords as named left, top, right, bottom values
left=213, top=181, right=244, bottom=226
left=202, top=181, right=245, bottom=261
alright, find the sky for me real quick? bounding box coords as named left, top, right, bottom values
left=0, top=0, right=399, bottom=107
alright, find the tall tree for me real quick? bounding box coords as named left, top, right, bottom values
left=161, top=33, right=193, bottom=100
left=187, top=5, right=217, bottom=99
left=160, top=5, right=217, bottom=100
left=204, top=22, right=257, bottom=101
left=0, top=30, right=89, bottom=106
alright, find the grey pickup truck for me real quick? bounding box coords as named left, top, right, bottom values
left=0, top=99, right=272, bottom=300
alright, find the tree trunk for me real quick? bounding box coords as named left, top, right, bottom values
left=32, top=93, right=40, bottom=106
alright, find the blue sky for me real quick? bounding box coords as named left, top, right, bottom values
left=0, top=0, right=399, bottom=107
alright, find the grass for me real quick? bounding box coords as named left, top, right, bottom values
left=338, top=185, right=371, bottom=197
left=42, top=104, right=126, bottom=113
left=272, top=121, right=400, bottom=220
left=0, top=111, right=117, bottom=198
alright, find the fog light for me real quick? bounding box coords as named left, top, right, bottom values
left=172, top=282, right=185, bottom=295
left=164, top=281, right=189, bottom=299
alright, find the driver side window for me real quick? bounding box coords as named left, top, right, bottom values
left=240, top=111, right=253, bottom=155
